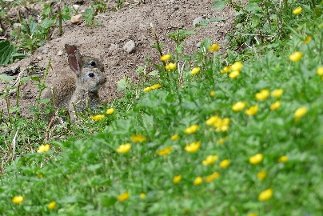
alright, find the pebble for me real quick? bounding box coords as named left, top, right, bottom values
left=123, top=40, right=136, bottom=54
left=192, top=16, right=204, bottom=27
left=71, top=14, right=82, bottom=24
left=57, top=50, right=63, bottom=56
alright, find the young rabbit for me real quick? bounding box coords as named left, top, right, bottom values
left=43, top=44, right=106, bottom=121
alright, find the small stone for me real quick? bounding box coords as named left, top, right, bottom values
left=40, top=47, right=49, bottom=54
left=36, top=56, right=43, bottom=60
left=192, top=16, right=204, bottom=27
left=196, top=42, right=201, bottom=48
left=123, top=40, right=136, bottom=54
left=13, top=23, right=22, bottom=29
left=71, top=14, right=82, bottom=24
left=73, top=4, right=80, bottom=10
left=57, top=50, right=63, bottom=56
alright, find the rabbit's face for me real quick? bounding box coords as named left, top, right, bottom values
left=79, top=57, right=106, bottom=93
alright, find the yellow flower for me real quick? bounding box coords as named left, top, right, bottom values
left=193, top=176, right=203, bottom=185
left=185, top=141, right=201, bottom=153
left=255, top=89, right=270, bottom=101
left=270, top=101, right=281, bottom=111
left=160, top=54, right=171, bottom=62
left=106, top=108, right=115, bottom=115
left=304, top=35, right=312, bottom=44
left=209, top=90, right=216, bottom=97
left=173, top=175, right=182, bottom=184
left=294, top=106, right=308, bottom=120
left=204, top=172, right=220, bottom=183
left=258, top=188, right=273, bottom=202
left=232, top=101, right=246, bottom=112
left=140, top=193, right=146, bottom=199
left=220, top=66, right=231, bottom=73
left=278, top=155, right=288, bottom=163
left=116, top=143, right=131, bottom=154
left=257, top=170, right=267, bottom=180
left=184, top=124, right=199, bottom=134
left=47, top=201, right=57, bottom=210
left=191, top=67, right=201, bottom=75
left=91, top=114, right=105, bottom=121
left=144, top=84, right=162, bottom=92
left=131, top=134, right=146, bottom=143
left=219, top=159, right=231, bottom=169
left=292, top=6, right=302, bottom=15
left=229, top=70, right=240, bottom=79
left=249, top=153, right=264, bottom=165
left=316, top=66, right=323, bottom=76
left=117, top=192, right=129, bottom=202
left=206, top=116, right=230, bottom=132
left=208, top=43, right=220, bottom=52
left=289, top=51, right=303, bottom=62
left=271, top=89, right=283, bottom=98
left=37, top=144, right=50, bottom=153
left=165, top=62, right=177, bottom=71
left=156, top=146, right=173, bottom=156
left=231, top=61, right=243, bottom=71
left=245, top=105, right=259, bottom=116
left=170, top=134, right=179, bottom=141
left=12, top=195, right=24, bottom=205
left=202, top=155, right=219, bottom=166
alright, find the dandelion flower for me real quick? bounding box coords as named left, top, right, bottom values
left=47, top=201, right=57, bottom=210
left=245, top=105, right=259, bottom=116
left=204, top=172, right=220, bottom=183
left=220, top=66, right=231, bottom=73
left=184, top=124, right=199, bottom=134
left=292, top=6, right=302, bottom=15
left=37, top=144, right=50, bottom=153
left=12, top=195, right=24, bottom=205
left=219, top=159, right=231, bottom=169
left=185, top=141, right=201, bottom=153
left=170, top=134, right=179, bottom=141
left=131, top=134, right=146, bottom=143
left=106, top=108, right=115, bottom=115
left=91, top=114, right=105, bottom=121
left=208, top=43, right=220, bottom=52
left=191, top=67, right=201, bottom=75
left=231, top=61, right=243, bottom=71
left=193, top=176, right=203, bottom=185
left=139, top=193, right=146, bottom=199
left=165, top=62, right=177, bottom=71
left=271, top=89, right=284, bottom=98
left=160, top=54, right=171, bottom=62
left=116, top=143, right=131, bottom=154
left=249, top=153, right=264, bottom=165
left=229, top=70, right=240, bottom=79
left=257, top=170, right=267, bottom=180
left=258, top=188, right=273, bottom=202
left=232, top=101, right=246, bottom=112
left=289, top=51, right=303, bottom=62
left=156, top=146, right=173, bottom=156
left=144, top=84, right=161, bottom=92
left=209, top=90, right=216, bottom=97
left=117, top=192, right=129, bottom=202
left=304, top=35, right=312, bottom=44
left=316, top=66, right=323, bottom=76
left=173, top=175, right=182, bottom=184
left=202, top=155, right=219, bottom=166
left=294, top=106, right=308, bottom=120
left=255, top=89, right=270, bottom=101
left=278, top=155, right=288, bottom=163
left=270, top=101, right=281, bottom=111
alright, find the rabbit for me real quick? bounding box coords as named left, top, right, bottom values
left=42, top=44, right=107, bottom=121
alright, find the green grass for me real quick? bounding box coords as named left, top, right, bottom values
left=0, top=1, right=323, bottom=216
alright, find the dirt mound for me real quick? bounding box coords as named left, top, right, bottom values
left=0, top=0, right=234, bottom=116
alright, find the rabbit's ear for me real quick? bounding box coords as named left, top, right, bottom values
left=65, top=44, right=82, bottom=75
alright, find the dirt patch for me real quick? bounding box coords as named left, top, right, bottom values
left=0, top=0, right=234, bottom=116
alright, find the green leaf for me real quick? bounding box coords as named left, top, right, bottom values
left=0, top=41, right=15, bottom=65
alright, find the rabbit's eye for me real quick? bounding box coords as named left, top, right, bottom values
left=88, top=73, right=95, bottom=78
left=89, top=61, right=96, bottom=67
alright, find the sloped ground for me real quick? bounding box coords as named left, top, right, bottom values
left=0, top=0, right=234, bottom=115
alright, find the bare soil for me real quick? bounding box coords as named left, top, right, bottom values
left=0, top=0, right=234, bottom=116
